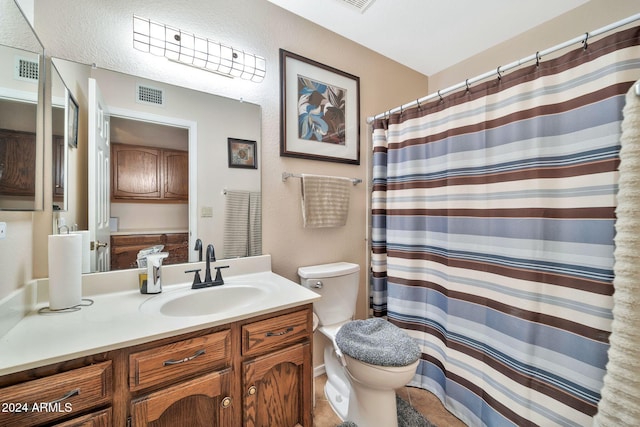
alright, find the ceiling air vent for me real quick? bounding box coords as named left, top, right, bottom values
left=14, top=56, right=39, bottom=82
left=337, top=0, right=376, bottom=13
left=136, top=84, right=165, bottom=107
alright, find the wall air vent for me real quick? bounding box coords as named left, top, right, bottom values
left=338, top=0, right=376, bottom=13
left=136, top=84, right=165, bottom=107
left=14, top=56, right=39, bottom=82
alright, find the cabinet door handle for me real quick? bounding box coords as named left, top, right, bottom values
left=49, top=388, right=80, bottom=405
left=163, top=349, right=206, bottom=366
left=247, top=385, right=257, bottom=396
left=221, top=396, right=232, bottom=408
left=265, top=327, right=294, bottom=337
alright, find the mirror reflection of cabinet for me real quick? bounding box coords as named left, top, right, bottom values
left=111, top=143, right=188, bottom=202
left=0, top=129, right=36, bottom=197
left=110, top=232, right=188, bottom=270
left=49, top=60, right=261, bottom=269
left=0, top=0, right=45, bottom=211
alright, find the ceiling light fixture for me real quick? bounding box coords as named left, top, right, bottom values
left=132, top=15, right=266, bottom=83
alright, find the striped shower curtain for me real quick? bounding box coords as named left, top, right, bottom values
left=371, top=26, right=640, bottom=426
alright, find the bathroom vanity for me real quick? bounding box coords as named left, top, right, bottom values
left=0, top=255, right=318, bottom=427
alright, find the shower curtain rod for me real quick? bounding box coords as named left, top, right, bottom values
left=367, top=13, right=640, bottom=123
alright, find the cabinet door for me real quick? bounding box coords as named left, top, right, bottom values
left=130, top=369, right=234, bottom=427
left=243, top=343, right=312, bottom=427
left=163, top=149, right=188, bottom=200
left=53, top=408, right=112, bottom=426
left=0, top=129, right=36, bottom=196
left=111, top=144, right=161, bottom=200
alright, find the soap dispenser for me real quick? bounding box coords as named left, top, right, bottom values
left=141, top=252, right=169, bottom=294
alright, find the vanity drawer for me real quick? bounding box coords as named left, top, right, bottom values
left=242, top=308, right=310, bottom=357
left=129, top=329, right=231, bottom=392
left=0, top=361, right=112, bottom=427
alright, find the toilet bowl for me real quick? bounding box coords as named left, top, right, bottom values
left=343, top=355, right=420, bottom=427
left=299, top=263, right=421, bottom=427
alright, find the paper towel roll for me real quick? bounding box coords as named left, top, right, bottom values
left=71, top=230, right=91, bottom=273
left=48, top=234, right=82, bottom=310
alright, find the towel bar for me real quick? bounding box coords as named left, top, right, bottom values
left=282, top=172, right=362, bottom=186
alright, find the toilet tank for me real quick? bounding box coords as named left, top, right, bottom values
left=298, top=262, right=360, bottom=327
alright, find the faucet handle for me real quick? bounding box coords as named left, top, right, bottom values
left=185, top=268, right=203, bottom=288
left=213, top=265, right=229, bottom=285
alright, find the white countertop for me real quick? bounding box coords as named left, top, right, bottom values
left=0, top=255, right=320, bottom=376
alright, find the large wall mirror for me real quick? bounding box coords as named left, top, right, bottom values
left=52, top=58, right=262, bottom=274
left=0, top=0, right=44, bottom=211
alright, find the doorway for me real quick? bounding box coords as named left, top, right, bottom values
left=108, top=115, right=192, bottom=270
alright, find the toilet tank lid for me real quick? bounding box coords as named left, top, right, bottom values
left=298, top=262, right=360, bottom=279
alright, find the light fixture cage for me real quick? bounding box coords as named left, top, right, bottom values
left=133, top=15, right=266, bottom=83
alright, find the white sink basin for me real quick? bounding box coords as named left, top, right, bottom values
left=140, top=281, right=271, bottom=317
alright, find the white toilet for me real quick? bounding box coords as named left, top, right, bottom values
left=299, top=262, right=421, bottom=427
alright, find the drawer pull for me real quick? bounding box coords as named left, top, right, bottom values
left=265, top=327, right=294, bottom=337
left=247, top=385, right=257, bottom=396
left=50, top=388, right=80, bottom=405
left=163, top=349, right=206, bottom=366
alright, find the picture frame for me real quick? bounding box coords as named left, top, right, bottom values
left=279, top=49, right=360, bottom=165
left=227, top=138, right=257, bottom=169
left=65, top=88, right=79, bottom=148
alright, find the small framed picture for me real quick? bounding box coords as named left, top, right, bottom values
left=65, top=88, right=79, bottom=148
left=228, top=138, right=257, bottom=169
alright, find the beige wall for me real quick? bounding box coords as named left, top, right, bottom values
left=428, top=0, right=640, bottom=92
left=0, top=0, right=428, bottom=317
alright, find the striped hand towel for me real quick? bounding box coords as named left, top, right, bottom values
left=301, top=174, right=351, bottom=228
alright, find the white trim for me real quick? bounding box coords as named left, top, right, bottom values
left=314, top=364, right=326, bottom=377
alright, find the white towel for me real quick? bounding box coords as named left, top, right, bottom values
left=593, top=81, right=640, bottom=427
left=300, top=174, right=351, bottom=228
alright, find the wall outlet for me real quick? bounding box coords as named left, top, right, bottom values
left=0, top=222, right=6, bottom=239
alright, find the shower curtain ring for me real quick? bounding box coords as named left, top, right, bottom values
left=465, top=79, right=470, bottom=92
left=496, top=66, right=502, bottom=80
left=582, top=32, right=589, bottom=50
left=416, top=99, right=421, bottom=109
left=438, top=90, right=443, bottom=101
left=535, top=51, right=540, bottom=66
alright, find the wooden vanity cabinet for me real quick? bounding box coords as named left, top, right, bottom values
left=0, top=305, right=313, bottom=427
left=111, top=143, right=188, bottom=202
left=128, top=329, right=234, bottom=427
left=241, top=308, right=313, bottom=427
left=0, top=360, right=112, bottom=427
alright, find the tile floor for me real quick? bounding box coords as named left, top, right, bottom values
left=313, top=374, right=467, bottom=427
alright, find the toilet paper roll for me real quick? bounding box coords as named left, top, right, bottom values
left=71, top=230, right=91, bottom=273
left=48, top=233, right=83, bottom=310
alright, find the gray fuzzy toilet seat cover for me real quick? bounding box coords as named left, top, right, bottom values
left=335, top=318, right=421, bottom=367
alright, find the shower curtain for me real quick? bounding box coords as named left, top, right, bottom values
left=371, top=26, right=640, bottom=426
